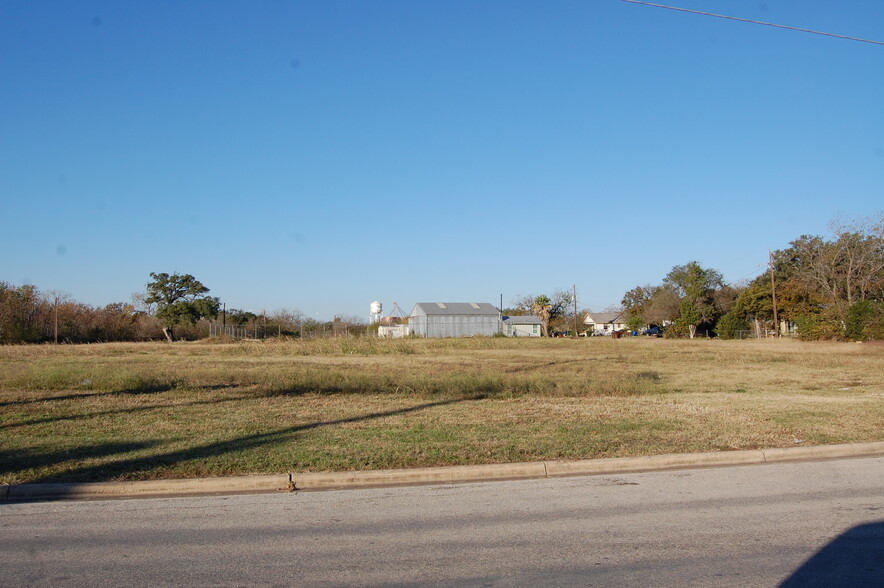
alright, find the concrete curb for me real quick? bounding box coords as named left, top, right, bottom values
left=3, top=442, right=882, bottom=502
left=291, top=461, right=548, bottom=491
left=543, top=441, right=884, bottom=478
left=760, top=442, right=884, bottom=463
left=543, top=448, right=766, bottom=478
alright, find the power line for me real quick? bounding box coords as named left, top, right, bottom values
left=732, top=264, right=766, bottom=284
left=621, top=0, right=884, bottom=46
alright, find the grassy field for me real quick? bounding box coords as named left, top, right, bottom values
left=1, top=337, right=882, bottom=484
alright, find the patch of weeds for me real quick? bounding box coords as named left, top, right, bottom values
left=586, top=374, right=664, bottom=397
left=5, top=363, right=178, bottom=394
left=13, top=364, right=89, bottom=391
left=390, top=342, right=416, bottom=355
left=605, top=419, right=674, bottom=433
left=107, top=372, right=179, bottom=394
left=771, top=410, right=831, bottom=429
left=636, top=371, right=661, bottom=383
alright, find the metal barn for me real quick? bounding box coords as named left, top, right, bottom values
left=408, top=302, right=500, bottom=338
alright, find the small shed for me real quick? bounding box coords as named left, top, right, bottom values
left=409, top=302, right=500, bottom=338
left=378, top=323, right=411, bottom=338
left=502, top=315, right=542, bottom=337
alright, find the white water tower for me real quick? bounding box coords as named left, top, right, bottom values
left=370, top=301, right=383, bottom=324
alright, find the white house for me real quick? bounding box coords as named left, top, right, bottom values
left=502, top=315, right=542, bottom=337
left=584, top=311, right=628, bottom=336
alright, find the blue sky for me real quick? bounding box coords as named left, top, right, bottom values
left=2, top=1, right=882, bottom=321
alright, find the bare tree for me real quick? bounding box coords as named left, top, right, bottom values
left=790, top=215, right=884, bottom=321
left=644, top=284, right=680, bottom=326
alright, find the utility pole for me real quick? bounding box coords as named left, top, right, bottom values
left=573, top=284, right=578, bottom=337
left=53, top=295, right=59, bottom=345
left=769, top=250, right=779, bottom=338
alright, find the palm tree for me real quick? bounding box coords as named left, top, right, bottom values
left=532, top=295, right=553, bottom=337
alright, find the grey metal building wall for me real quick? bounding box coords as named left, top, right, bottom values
left=410, top=314, right=500, bottom=338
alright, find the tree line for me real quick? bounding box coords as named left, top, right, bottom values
left=0, top=272, right=365, bottom=344
left=3, top=215, right=881, bottom=343
left=620, top=216, right=884, bottom=340
left=0, top=284, right=161, bottom=344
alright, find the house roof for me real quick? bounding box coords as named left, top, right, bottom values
left=503, top=315, right=542, bottom=325
left=584, top=311, right=625, bottom=325
left=411, top=302, right=499, bottom=316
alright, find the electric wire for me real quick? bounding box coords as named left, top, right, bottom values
left=621, top=0, right=884, bottom=46
left=732, top=264, right=767, bottom=284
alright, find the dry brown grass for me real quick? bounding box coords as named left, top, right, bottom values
left=1, top=337, right=881, bottom=484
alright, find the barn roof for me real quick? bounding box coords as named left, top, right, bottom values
left=503, top=315, right=542, bottom=325
left=411, top=302, right=499, bottom=316
left=585, top=311, right=625, bottom=325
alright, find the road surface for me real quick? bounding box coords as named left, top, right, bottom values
left=2, top=456, right=882, bottom=586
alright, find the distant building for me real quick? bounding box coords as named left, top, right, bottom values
left=502, top=315, right=542, bottom=337
left=378, top=322, right=410, bottom=338
left=584, top=311, right=628, bottom=336
left=408, top=302, right=500, bottom=338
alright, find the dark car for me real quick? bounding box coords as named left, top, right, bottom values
left=643, top=325, right=663, bottom=337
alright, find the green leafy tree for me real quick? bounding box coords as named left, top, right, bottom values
left=664, top=261, right=724, bottom=338
left=225, top=309, right=259, bottom=326
left=732, top=278, right=774, bottom=337
left=846, top=300, right=884, bottom=341
left=715, top=311, right=750, bottom=339
left=674, top=297, right=703, bottom=338
left=621, top=285, right=653, bottom=331
left=733, top=277, right=773, bottom=321
left=145, top=272, right=220, bottom=342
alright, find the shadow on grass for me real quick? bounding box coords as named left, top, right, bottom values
left=0, top=441, right=162, bottom=481
left=0, top=384, right=248, bottom=409
left=257, top=379, right=505, bottom=398
left=0, top=384, right=185, bottom=407
left=0, top=392, right=258, bottom=430
left=779, top=522, right=884, bottom=587
left=19, top=395, right=485, bottom=486
left=502, top=358, right=587, bottom=374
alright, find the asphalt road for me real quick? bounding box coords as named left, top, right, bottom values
left=2, top=456, right=882, bottom=587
